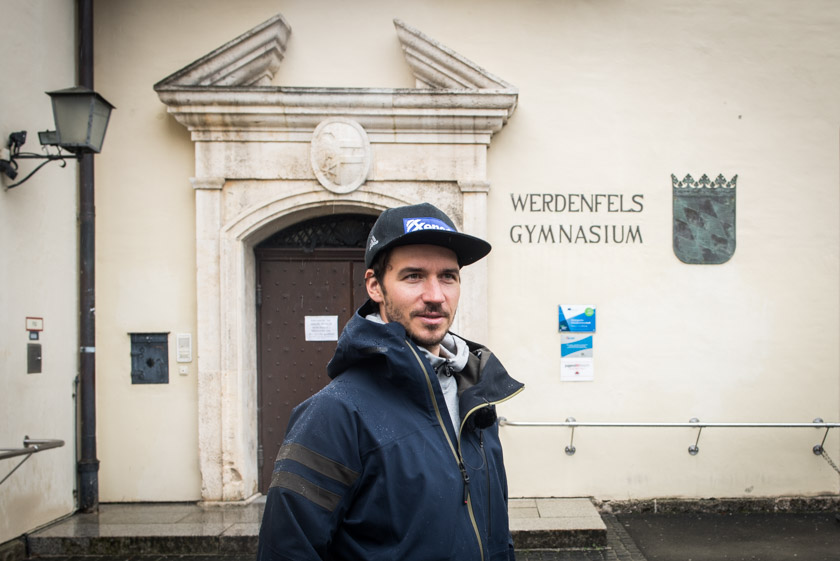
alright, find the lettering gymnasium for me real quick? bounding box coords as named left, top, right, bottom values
left=509, top=192, right=645, bottom=244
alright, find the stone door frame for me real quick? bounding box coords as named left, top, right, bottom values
left=156, top=14, right=517, bottom=502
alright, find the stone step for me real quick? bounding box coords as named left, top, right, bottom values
left=25, top=497, right=606, bottom=556
left=509, top=498, right=607, bottom=549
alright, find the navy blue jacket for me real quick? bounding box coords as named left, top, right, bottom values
left=258, top=300, right=524, bottom=561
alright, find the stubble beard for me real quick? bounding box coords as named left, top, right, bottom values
left=382, top=298, right=453, bottom=351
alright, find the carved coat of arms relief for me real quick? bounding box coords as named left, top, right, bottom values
left=310, top=118, right=371, bottom=194
left=672, top=173, right=737, bottom=264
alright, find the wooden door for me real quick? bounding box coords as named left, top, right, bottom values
left=255, top=214, right=375, bottom=493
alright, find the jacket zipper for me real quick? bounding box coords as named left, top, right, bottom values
left=407, top=342, right=484, bottom=561
left=457, top=382, right=524, bottom=558
left=408, top=341, right=526, bottom=560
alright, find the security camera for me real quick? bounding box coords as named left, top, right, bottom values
left=9, top=131, right=27, bottom=150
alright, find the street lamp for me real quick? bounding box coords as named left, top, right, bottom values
left=1, top=87, right=115, bottom=189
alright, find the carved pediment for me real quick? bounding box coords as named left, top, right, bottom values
left=154, top=14, right=517, bottom=141
left=155, top=14, right=291, bottom=87
left=393, top=19, right=514, bottom=90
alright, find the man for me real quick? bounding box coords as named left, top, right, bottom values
left=258, top=203, right=524, bottom=561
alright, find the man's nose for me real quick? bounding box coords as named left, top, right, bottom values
left=422, top=278, right=446, bottom=303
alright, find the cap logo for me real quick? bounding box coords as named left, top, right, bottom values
left=368, top=234, right=379, bottom=250
left=403, top=217, right=454, bottom=234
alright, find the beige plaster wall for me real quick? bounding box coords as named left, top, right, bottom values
left=92, top=0, right=839, bottom=502
left=92, top=1, right=199, bottom=502
left=0, top=0, right=78, bottom=543
left=485, top=0, right=840, bottom=499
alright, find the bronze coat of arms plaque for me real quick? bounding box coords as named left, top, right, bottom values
left=672, top=173, right=737, bottom=264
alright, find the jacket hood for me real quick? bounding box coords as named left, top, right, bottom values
left=327, top=299, right=415, bottom=380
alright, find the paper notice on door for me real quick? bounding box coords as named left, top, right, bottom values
left=305, top=315, right=339, bottom=341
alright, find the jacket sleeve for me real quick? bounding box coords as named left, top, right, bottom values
left=257, top=390, right=362, bottom=561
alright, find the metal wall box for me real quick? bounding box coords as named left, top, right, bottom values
left=27, top=343, right=42, bottom=374
left=129, top=332, right=169, bottom=384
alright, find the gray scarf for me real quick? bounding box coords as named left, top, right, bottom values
left=365, top=313, right=467, bottom=431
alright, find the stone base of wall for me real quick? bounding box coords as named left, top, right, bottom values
left=595, top=495, right=840, bottom=515
left=0, top=538, right=26, bottom=561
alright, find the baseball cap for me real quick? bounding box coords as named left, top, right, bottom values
left=365, top=203, right=491, bottom=268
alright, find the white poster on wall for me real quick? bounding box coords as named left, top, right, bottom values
left=560, top=333, right=594, bottom=381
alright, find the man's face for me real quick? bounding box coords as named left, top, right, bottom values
left=365, top=244, right=461, bottom=356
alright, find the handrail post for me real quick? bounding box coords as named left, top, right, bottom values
left=565, top=417, right=576, bottom=456
left=812, top=418, right=831, bottom=456
left=688, top=418, right=702, bottom=455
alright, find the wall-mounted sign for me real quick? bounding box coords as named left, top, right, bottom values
left=558, top=305, right=596, bottom=332
left=672, top=173, right=737, bottom=264
left=508, top=192, right=645, bottom=245
left=305, top=315, right=339, bottom=342
left=561, top=334, right=593, bottom=381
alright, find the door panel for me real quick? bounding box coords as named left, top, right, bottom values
left=257, top=250, right=367, bottom=493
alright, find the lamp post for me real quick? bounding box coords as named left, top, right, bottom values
left=1, top=87, right=114, bottom=188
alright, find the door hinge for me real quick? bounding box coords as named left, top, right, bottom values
left=256, top=284, right=262, bottom=308
left=258, top=445, right=264, bottom=469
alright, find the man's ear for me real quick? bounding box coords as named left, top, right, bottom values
left=365, top=269, right=384, bottom=303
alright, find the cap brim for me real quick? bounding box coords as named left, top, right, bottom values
left=371, top=230, right=491, bottom=268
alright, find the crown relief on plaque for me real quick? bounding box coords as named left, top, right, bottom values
left=310, top=118, right=372, bottom=194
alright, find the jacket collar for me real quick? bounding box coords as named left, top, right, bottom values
left=327, top=300, right=524, bottom=417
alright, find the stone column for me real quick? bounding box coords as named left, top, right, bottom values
left=190, top=176, right=225, bottom=502
left=458, top=181, right=490, bottom=343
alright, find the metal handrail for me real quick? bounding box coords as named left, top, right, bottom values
left=498, top=417, right=839, bottom=456
left=0, top=438, right=65, bottom=460
left=0, top=437, right=65, bottom=486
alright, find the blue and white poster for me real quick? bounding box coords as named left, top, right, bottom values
left=558, top=305, right=596, bottom=332
left=561, top=334, right=594, bottom=381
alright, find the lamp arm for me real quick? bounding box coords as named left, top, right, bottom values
left=11, top=150, right=75, bottom=160
left=5, top=156, right=69, bottom=189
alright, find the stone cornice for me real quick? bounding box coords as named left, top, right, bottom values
left=154, top=15, right=517, bottom=144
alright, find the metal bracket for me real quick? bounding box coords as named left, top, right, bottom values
left=812, top=418, right=830, bottom=455
left=565, top=417, right=577, bottom=456
left=688, top=418, right=702, bottom=455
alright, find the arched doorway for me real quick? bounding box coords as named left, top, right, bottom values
left=255, top=213, right=377, bottom=492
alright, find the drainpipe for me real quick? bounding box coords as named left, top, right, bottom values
left=77, top=0, right=99, bottom=513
